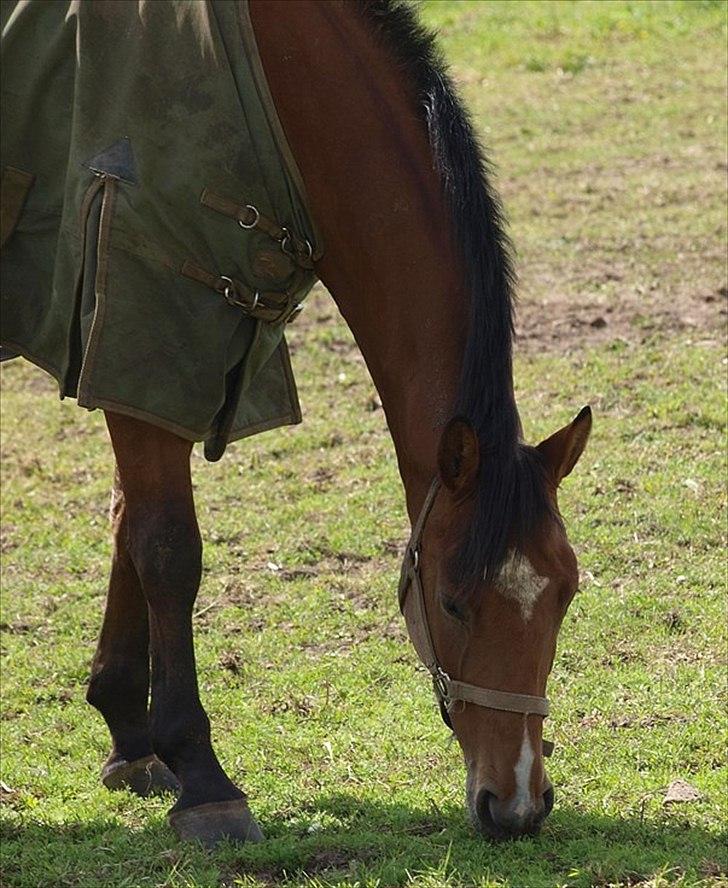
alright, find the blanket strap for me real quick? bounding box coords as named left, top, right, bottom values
left=181, top=260, right=305, bottom=324
left=1, top=166, right=35, bottom=249
left=200, top=188, right=314, bottom=270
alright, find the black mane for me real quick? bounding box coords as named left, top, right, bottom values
left=357, top=1, right=556, bottom=585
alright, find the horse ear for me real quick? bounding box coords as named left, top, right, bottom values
left=438, top=418, right=479, bottom=493
left=537, top=406, right=592, bottom=484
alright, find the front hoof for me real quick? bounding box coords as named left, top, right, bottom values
left=102, top=754, right=181, bottom=797
left=168, top=799, right=264, bottom=847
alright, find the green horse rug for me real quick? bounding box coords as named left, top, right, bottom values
left=1, top=0, right=321, bottom=460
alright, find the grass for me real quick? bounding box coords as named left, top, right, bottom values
left=1, top=1, right=726, bottom=886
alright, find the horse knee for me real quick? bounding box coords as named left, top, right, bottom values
left=126, top=505, right=202, bottom=605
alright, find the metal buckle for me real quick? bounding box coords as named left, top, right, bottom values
left=280, top=230, right=314, bottom=264
left=220, top=276, right=259, bottom=312
left=279, top=227, right=294, bottom=256
left=219, top=275, right=237, bottom=305
left=285, top=303, right=304, bottom=324
left=432, top=667, right=451, bottom=706
left=237, top=205, right=260, bottom=230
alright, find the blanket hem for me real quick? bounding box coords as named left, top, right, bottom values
left=1, top=345, right=301, bottom=444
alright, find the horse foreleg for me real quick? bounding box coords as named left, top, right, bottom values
left=104, top=411, right=263, bottom=846
left=87, top=467, right=180, bottom=796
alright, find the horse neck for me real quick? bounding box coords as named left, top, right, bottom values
left=252, top=1, right=492, bottom=515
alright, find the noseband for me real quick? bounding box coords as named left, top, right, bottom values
left=398, top=477, right=553, bottom=756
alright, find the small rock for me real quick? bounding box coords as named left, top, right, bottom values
left=664, top=779, right=702, bottom=804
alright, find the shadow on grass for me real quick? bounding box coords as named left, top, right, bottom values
left=1, top=794, right=725, bottom=887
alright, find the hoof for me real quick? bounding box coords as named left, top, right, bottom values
left=168, top=799, right=264, bottom=847
left=102, top=754, right=181, bottom=797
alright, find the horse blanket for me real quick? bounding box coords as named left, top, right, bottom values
left=0, top=0, right=321, bottom=460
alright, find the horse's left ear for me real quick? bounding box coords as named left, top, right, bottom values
left=438, top=417, right=480, bottom=494
left=537, top=406, right=592, bottom=484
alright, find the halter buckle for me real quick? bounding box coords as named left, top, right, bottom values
left=432, top=667, right=451, bottom=707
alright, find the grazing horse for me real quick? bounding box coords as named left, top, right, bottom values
left=1, top=0, right=592, bottom=846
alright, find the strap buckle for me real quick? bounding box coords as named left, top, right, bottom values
left=283, top=302, right=304, bottom=324
left=280, top=228, right=314, bottom=264
left=432, top=667, right=451, bottom=707
left=219, top=276, right=259, bottom=312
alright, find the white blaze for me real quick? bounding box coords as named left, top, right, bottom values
left=512, top=722, right=536, bottom=817
left=495, top=552, right=548, bottom=621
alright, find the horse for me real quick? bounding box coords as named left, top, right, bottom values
left=1, top=0, right=592, bottom=847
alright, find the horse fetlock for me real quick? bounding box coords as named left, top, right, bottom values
left=87, top=662, right=148, bottom=719
left=151, top=708, right=212, bottom=769
left=87, top=663, right=153, bottom=764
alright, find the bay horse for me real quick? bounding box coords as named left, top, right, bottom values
left=7, top=0, right=592, bottom=847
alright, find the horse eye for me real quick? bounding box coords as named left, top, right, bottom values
left=442, top=598, right=465, bottom=621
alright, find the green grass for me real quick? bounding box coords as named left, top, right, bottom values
left=1, top=2, right=726, bottom=886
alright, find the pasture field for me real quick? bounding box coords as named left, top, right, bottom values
left=1, top=2, right=726, bottom=886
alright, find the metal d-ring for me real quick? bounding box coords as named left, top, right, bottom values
left=219, top=275, right=235, bottom=303
left=280, top=228, right=314, bottom=264
left=238, top=204, right=260, bottom=230
left=220, top=276, right=258, bottom=313
left=279, top=227, right=293, bottom=256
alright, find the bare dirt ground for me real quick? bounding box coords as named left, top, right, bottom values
left=514, top=282, right=727, bottom=353
left=297, top=268, right=727, bottom=362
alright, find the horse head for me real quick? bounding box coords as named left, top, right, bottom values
left=401, top=407, right=592, bottom=839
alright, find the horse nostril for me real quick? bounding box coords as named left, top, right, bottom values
left=476, top=789, right=497, bottom=831
left=543, top=785, right=554, bottom=818
left=475, top=787, right=550, bottom=840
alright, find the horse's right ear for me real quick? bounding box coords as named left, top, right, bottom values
left=438, top=418, right=479, bottom=494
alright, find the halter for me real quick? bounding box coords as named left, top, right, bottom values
left=398, top=477, right=553, bottom=756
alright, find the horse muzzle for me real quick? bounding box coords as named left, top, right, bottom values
left=470, top=783, right=554, bottom=841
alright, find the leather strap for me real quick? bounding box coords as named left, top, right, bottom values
left=399, top=477, right=553, bottom=753
left=181, top=260, right=304, bottom=324
left=445, top=681, right=549, bottom=717
left=200, top=188, right=314, bottom=270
